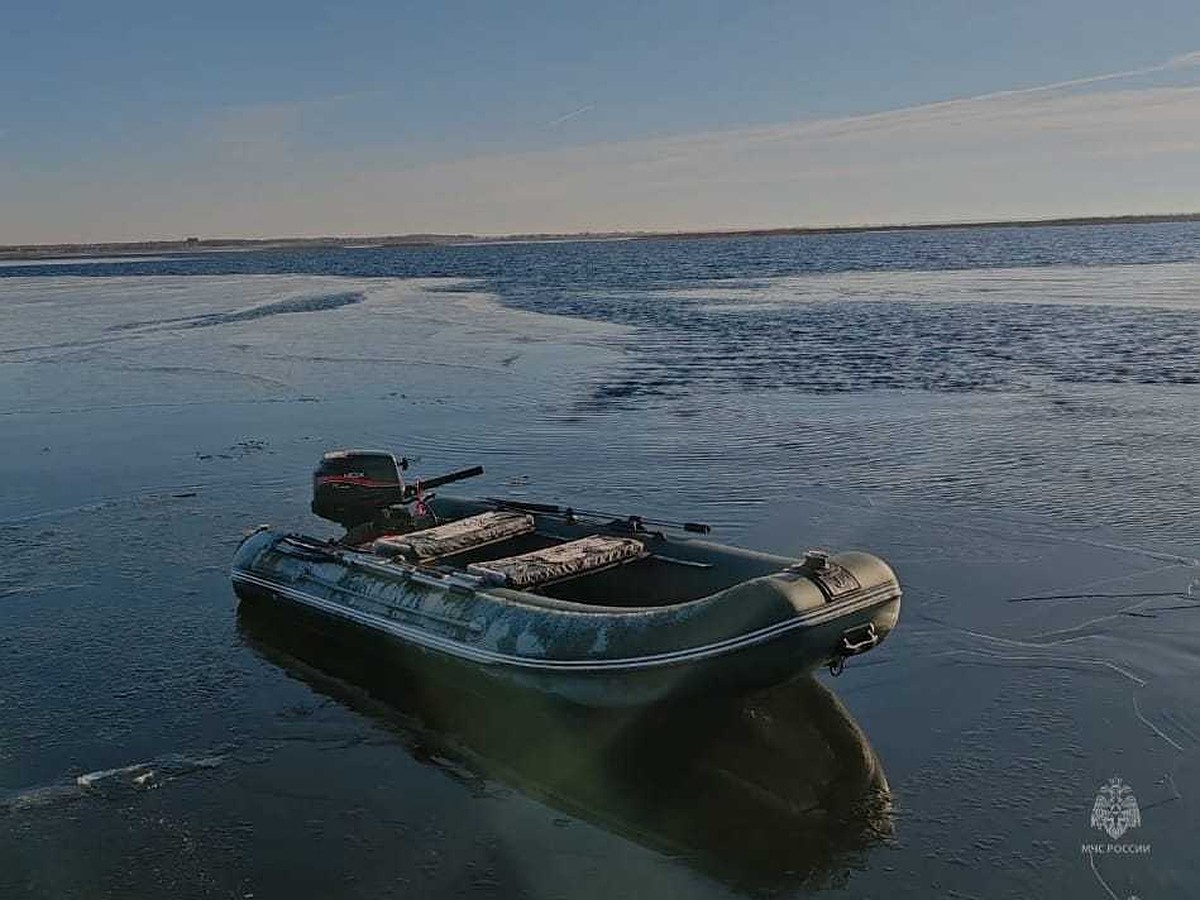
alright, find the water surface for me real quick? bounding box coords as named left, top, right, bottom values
left=2, top=224, right=1199, bottom=898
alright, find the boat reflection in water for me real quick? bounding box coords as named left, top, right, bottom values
left=238, top=601, right=893, bottom=893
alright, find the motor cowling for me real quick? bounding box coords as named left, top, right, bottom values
left=311, top=449, right=406, bottom=528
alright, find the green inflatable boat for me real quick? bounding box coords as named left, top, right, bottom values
left=230, top=450, right=902, bottom=707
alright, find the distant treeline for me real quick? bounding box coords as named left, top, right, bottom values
left=5, top=212, right=1200, bottom=260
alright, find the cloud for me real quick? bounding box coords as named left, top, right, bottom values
left=1167, top=50, right=1200, bottom=69
left=318, top=80, right=1200, bottom=234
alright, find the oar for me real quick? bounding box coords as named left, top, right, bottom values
left=486, top=497, right=711, bottom=534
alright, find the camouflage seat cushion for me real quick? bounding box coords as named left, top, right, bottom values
left=468, top=536, right=646, bottom=588
left=374, top=511, right=535, bottom=560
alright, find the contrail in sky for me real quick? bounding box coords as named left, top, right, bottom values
left=736, top=48, right=1200, bottom=150
left=543, top=104, right=595, bottom=128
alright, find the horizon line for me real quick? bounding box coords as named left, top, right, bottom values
left=3, top=210, right=1200, bottom=258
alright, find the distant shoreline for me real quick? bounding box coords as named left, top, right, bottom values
left=3, top=211, right=1200, bottom=261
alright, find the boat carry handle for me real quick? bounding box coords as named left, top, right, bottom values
left=828, top=622, right=879, bottom=676
left=839, top=622, right=879, bottom=655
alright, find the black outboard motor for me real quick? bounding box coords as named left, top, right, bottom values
left=312, top=449, right=485, bottom=531
left=312, top=450, right=407, bottom=528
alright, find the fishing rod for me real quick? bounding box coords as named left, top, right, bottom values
left=486, top=497, right=712, bottom=534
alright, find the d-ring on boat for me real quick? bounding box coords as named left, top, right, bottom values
left=230, top=450, right=902, bottom=706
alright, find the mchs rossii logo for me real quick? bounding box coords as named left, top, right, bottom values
left=1082, top=777, right=1150, bottom=855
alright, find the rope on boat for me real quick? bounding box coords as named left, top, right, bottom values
left=486, top=497, right=711, bottom=534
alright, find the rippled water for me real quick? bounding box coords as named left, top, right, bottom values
left=2, top=223, right=1200, bottom=898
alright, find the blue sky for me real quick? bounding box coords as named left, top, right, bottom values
left=3, top=1, right=1200, bottom=242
